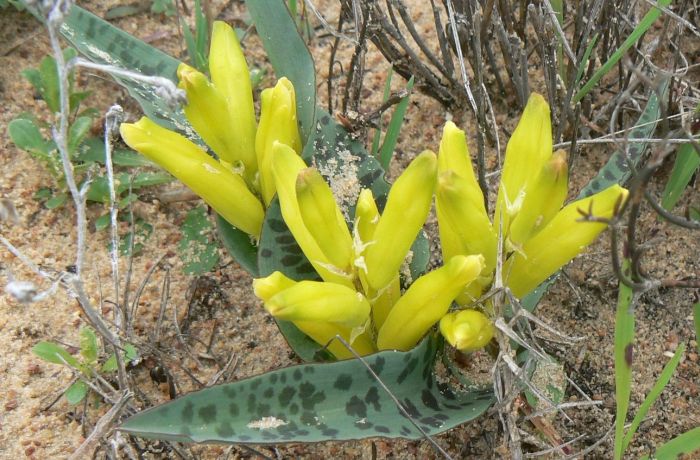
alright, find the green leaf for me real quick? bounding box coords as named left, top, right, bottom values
left=179, top=206, right=220, bottom=275
left=574, top=0, right=672, bottom=103
left=8, top=118, right=52, bottom=157
left=694, top=301, right=700, bottom=353
left=87, top=172, right=172, bottom=203
left=661, top=142, right=699, bottom=210
left=378, top=76, right=414, bottom=170
left=102, top=353, right=118, bottom=373
left=67, top=115, right=93, bottom=156
left=119, top=336, right=493, bottom=443
left=94, top=213, right=111, bottom=231
left=77, top=137, right=153, bottom=167
left=578, top=78, right=669, bottom=199
left=118, top=219, right=153, bottom=256
left=32, top=341, right=80, bottom=368
left=57, top=5, right=187, bottom=133
left=46, top=193, right=67, bottom=209
left=246, top=0, right=316, bottom=143
left=65, top=381, right=89, bottom=405
left=216, top=215, right=259, bottom=277
left=104, top=4, right=149, bottom=20
left=622, top=343, right=686, bottom=452
left=151, top=0, right=176, bottom=15
left=79, top=327, right=98, bottom=364
left=34, top=187, right=53, bottom=201
left=38, top=54, right=60, bottom=113
left=640, top=427, right=700, bottom=460
left=372, top=68, right=394, bottom=156
left=614, top=260, right=635, bottom=460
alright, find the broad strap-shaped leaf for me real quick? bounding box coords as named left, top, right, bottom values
left=216, top=215, right=260, bottom=277
left=119, top=337, right=493, bottom=443
left=578, top=78, right=670, bottom=198
left=245, top=0, right=316, bottom=144
left=58, top=5, right=189, bottom=134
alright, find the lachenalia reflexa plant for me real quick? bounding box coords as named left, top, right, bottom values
left=47, top=0, right=632, bottom=448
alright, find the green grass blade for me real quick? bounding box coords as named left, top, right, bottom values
left=574, top=33, right=599, bottom=88
left=371, top=67, right=394, bottom=156
left=574, top=0, right=672, bottom=103
left=661, top=142, right=699, bottom=210
left=614, top=260, right=635, bottom=460
left=245, top=0, right=316, bottom=143
left=694, top=301, right=700, bottom=353
left=640, top=427, right=700, bottom=460
left=621, top=343, right=686, bottom=451
left=379, top=76, right=414, bottom=171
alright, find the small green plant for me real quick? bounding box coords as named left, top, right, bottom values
left=179, top=205, right=220, bottom=275
left=150, top=0, right=175, bottom=16
left=32, top=327, right=138, bottom=405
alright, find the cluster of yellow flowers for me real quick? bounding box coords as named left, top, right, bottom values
left=120, top=21, right=627, bottom=360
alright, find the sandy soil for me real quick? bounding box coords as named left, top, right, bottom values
left=0, top=1, right=698, bottom=459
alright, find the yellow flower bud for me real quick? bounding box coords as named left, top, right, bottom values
left=256, top=78, right=302, bottom=205
left=271, top=143, right=352, bottom=287
left=439, top=309, right=494, bottom=352
left=264, top=281, right=371, bottom=328
left=354, top=188, right=379, bottom=244
left=296, top=168, right=353, bottom=273
left=376, top=254, right=485, bottom=351
left=177, top=64, right=243, bottom=170
left=253, top=271, right=296, bottom=302
left=293, top=321, right=376, bottom=360
left=370, top=275, right=400, bottom=329
left=120, top=117, right=264, bottom=237
left=208, top=21, right=257, bottom=179
left=364, top=150, right=438, bottom=291
left=495, top=93, right=553, bottom=235
left=436, top=170, right=497, bottom=277
left=437, top=121, right=485, bottom=212
left=508, top=149, right=569, bottom=246
left=506, top=184, right=628, bottom=297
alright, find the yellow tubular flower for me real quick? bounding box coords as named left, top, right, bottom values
left=354, top=188, right=379, bottom=244
left=177, top=64, right=241, bottom=168
left=506, top=184, right=628, bottom=297
left=256, top=78, right=302, bottom=205
left=271, top=143, right=352, bottom=287
left=370, top=275, right=401, bottom=330
left=264, top=281, right=371, bottom=328
left=294, top=321, right=376, bottom=359
left=376, top=254, right=485, bottom=351
left=120, top=117, right=264, bottom=237
left=208, top=21, right=257, bottom=179
left=439, top=310, right=494, bottom=352
left=296, top=168, right=354, bottom=273
left=253, top=271, right=297, bottom=302
left=436, top=170, right=497, bottom=276
left=437, top=121, right=486, bottom=212
left=364, top=151, right=438, bottom=292
left=494, top=93, right=553, bottom=235
left=508, top=149, right=569, bottom=247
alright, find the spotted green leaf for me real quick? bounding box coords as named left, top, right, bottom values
left=120, top=336, right=493, bottom=443
left=179, top=206, right=219, bottom=275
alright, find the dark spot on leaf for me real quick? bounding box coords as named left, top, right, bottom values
left=321, top=427, right=339, bottom=438
left=604, top=170, right=615, bottom=181
left=400, top=425, right=412, bottom=436
left=401, top=398, right=422, bottom=418
left=198, top=404, right=217, bottom=423
left=275, top=234, right=296, bottom=245
left=260, top=248, right=272, bottom=258
left=247, top=394, right=256, bottom=413
left=222, top=386, right=236, bottom=399
left=281, top=254, right=302, bottom=266
left=625, top=343, right=633, bottom=366
left=346, top=395, right=367, bottom=418
left=270, top=374, right=278, bottom=384
left=421, top=390, right=440, bottom=411
left=279, top=386, right=296, bottom=407
left=182, top=401, right=194, bottom=423
left=374, top=425, right=391, bottom=434
left=334, top=374, right=353, bottom=390
left=397, top=357, right=418, bottom=384
left=268, top=218, right=288, bottom=233
left=228, top=403, right=239, bottom=416
left=437, top=382, right=456, bottom=400
left=293, top=369, right=303, bottom=381
left=364, top=387, right=381, bottom=412
left=300, top=411, right=317, bottom=425
left=372, top=356, right=385, bottom=374
left=297, top=430, right=309, bottom=436
left=263, top=388, right=274, bottom=398
left=435, top=413, right=449, bottom=421
left=320, top=115, right=330, bottom=125
left=281, top=243, right=303, bottom=255
left=281, top=374, right=287, bottom=384
left=289, top=403, right=299, bottom=414
left=356, top=420, right=374, bottom=430
left=216, top=422, right=234, bottom=438
left=256, top=403, right=270, bottom=415
left=251, top=380, right=262, bottom=390
left=304, top=366, right=315, bottom=374
left=420, top=416, right=443, bottom=427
